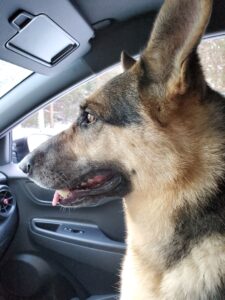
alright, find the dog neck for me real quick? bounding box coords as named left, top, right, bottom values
left=123, top=190, right=179, bottom=271
left=123, top=176, right=225, bottom=272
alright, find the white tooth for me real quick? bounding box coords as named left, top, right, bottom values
left=88, top=179, right=94, bottom=184
left=81, top=182, right=87, bottom=187
left=57, top=190, right=70, bottom=198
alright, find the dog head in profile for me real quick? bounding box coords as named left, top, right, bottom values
left=20, top=0, right=220, bottom=210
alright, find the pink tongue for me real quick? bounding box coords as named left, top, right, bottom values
left=52, top=175, right=109, bottom=206
left=52, top=191, right=60, bottom=206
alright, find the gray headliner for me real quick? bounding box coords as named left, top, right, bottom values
left=74, top=0, right=163, bottom=24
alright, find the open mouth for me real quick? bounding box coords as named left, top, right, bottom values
left=52, top=169, right=126, bottom=207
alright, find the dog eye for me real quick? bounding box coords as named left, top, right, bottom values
left=80, top=111, right=97, bottom=127
left=87, top=113, right=96, bottom=124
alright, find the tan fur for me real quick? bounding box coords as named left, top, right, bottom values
left=59, top=78, right=225, bottom=298
left=161, top=236, right=225, bottom=299
left=121, top=236, right=225, bottom=300
left=53, top=62, right=225, bottom=299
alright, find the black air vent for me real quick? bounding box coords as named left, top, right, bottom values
left=0, top=186, right=15, bottom=217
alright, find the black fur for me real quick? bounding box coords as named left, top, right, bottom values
left=164, top=179, right=225, bottom=269
left=102, top=73, right=142, bottom=126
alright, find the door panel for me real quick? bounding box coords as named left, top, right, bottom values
left=0, top=164, right=125, bottom=299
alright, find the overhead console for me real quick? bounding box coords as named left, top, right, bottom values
left=0, top=0, right=94, bottom=75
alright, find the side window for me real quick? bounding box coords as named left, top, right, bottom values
left=198, top=36, right=225, bottom=93
left=12, top=65, right=122, bottom=163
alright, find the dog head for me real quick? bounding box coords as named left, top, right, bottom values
left=20, top=0, right=218, bottom=208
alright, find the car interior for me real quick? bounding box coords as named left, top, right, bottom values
left=0, top=1, right=225, bottom=299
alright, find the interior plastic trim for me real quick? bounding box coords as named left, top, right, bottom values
left=31, top=218, right=126, bottom=253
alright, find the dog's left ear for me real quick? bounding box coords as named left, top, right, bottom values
left=121, top=51, right=136, bottom=71
left=139, top=0, right=213, bottom=97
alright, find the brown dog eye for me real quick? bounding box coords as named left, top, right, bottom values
left=79, top=110, right=97, bottom=128
left=87, top=113, right=96, bottom=124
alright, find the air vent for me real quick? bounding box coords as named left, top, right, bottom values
left=0, top=186, right=15, bottom=218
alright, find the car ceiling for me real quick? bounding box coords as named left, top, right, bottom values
left=0, top=0, right=225, bottom=138
left=74, top=0, right=163, bottom=24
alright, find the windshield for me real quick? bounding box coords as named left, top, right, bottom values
left=0, top=59, right=32, bottom=98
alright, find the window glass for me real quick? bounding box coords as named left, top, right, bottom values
left=198, top=36, right=225, bottom=93
left=0, top=60, right=32, bottom=98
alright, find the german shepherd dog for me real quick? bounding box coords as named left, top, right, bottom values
left=20, top=0, right=225, bottom=298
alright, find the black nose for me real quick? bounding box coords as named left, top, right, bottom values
left=19, top=159, right=32, bottom=175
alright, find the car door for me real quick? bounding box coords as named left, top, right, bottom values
left=0, top=64, right=125, bottom=300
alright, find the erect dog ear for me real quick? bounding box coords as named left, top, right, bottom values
left=140, top=0, right=213, bottom=97
left=121, top=51, right=136, bottom=71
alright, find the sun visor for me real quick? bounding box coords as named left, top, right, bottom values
left=0, top=0, right=94, bottom=75
left=6, top=12, right=79, bottom=67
